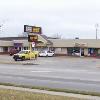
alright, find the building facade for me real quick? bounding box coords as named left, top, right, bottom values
left=0, top=35, right=100, bottom=57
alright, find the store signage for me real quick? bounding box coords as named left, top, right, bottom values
left=24, top=25, right=42, bottom=34
left=28, top=35, right=38, bottom=42
left=74, top=43, right=87, bottom=47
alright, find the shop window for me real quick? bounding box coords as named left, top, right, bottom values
left=3, top=47, right=8, bottom=52
left=73, top=47, right=80, bottom=53
left=88, top=48, right=97, bottom=54
left=24, top=47, right=28, bottom=50
left=67, top=47, right=74, bottom=53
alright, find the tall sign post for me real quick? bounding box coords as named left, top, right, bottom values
left=28, top=35, right=38, bottom=59
left=24, top=25, right=42, bottom=59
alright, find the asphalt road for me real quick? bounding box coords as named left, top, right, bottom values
left=0, top=55, right=100, bottom=93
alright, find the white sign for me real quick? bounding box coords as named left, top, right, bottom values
left=26, top=26, right=32, bottom=32
left=75, top=43, right=87, bottom=47
left=32, top=42, right=35, bottom=47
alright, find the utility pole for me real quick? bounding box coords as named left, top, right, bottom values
left=95, top=23, right=99, bottom=40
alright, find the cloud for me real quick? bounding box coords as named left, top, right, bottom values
left=0, top=0, right=100, bottom=38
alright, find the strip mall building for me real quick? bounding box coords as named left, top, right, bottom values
left=0, top=34, right=100, bottom=57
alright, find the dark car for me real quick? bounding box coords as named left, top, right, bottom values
left=9, top=48, right=19, bottom=56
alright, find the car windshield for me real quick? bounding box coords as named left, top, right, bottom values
left=47, top=51, right=53, bottom=53
left=18, top=51, right=29, bottom=54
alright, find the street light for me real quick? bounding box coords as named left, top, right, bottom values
left=95, top=23, right=99, bottom=39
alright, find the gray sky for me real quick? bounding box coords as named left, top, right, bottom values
left=0, top=0, right=100, bottom=39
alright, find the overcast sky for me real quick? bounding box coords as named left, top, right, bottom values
left=0, top=0, right=100, bottom=39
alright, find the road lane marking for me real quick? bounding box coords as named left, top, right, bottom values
left=31, top=70, right=52, bottom=73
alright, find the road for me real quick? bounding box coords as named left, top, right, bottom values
left=0, top=56, right=100, bottom=93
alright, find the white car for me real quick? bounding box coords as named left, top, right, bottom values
left=39, top=51, right=54, bottom=57
left=72, top=52, right=80, bottom=56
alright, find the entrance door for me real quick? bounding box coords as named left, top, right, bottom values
left=81, top=48, right=84, bottom=56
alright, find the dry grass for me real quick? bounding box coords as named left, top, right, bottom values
left=0, top=82, right=100, bottom=97
left=0, top=89, right=84, bottom=100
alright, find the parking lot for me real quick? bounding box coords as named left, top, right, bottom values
left=0, top=55, right=100, bottom=71
left=0, top=55, right=100, bottom=92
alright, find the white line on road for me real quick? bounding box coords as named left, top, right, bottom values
left=31, top=70, right=53, bottom=73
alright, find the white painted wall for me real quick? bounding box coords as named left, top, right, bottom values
left=84, top=48, right=89, bottom=56
left=55, top=48, right=67, bottom=54
left=0, top=47, right=3, bottom=52
left=98, top=49, right=100, bottom=54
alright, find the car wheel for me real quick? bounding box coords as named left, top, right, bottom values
left=35, top=54, right=37, bottom=59
left=22, top=56, right=25, bottom=61
left=14, top=58, right=17, bottom=61
left=46, top=54, right=48, bottom=57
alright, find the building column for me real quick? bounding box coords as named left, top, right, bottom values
left=80, top=48, right=82, bottom=57
left=98, top=49, right=100, bottom=54
left=66, top=48, right=68, bottom=55
left=84, top=48, right=88, bottom=56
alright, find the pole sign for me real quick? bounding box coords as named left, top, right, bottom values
left=28, top=35, right=38, bottom=42
left=24, top=25, right=42, bottom=34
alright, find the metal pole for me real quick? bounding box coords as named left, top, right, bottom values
left=95, top=24, right=99, bottom=40
left=96, top=28, right=97, bottom=40
left=29, top=42, right=32, bottom=60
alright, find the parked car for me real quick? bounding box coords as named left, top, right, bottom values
left=39, top=51, right=54, bottom=57
left=13, top=50, right=39, bottom=61
left=9, top=48, right=19, bottom=56
left=72, top=52, right=80, bottom=56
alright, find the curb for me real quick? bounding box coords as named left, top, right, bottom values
left=0, top=61, right=39, bottom=65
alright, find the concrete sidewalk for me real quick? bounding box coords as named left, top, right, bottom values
left=0, top=85, right=100, bottom=100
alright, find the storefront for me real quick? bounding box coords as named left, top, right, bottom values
left=88, top=48, right=98, bottom=56
left=0, top=36, right=100, bottom=57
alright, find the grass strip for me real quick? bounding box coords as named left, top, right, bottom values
left=0, top=89, right=83, bottom=100
left=0, top=82, right=100, bottom=97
